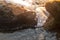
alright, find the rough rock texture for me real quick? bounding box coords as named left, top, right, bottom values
left=0, top=1, right=37, bottom=32
left=44, top=1, right=60, bottom=40
left=44, top=1, right=60, bottom=32
left=0, top=0, right=58, bottom=40
left=0, top=28, right=57, bottom=40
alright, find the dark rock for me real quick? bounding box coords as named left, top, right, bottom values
left=0, top=1, right=37, bottom=33
left=44, top=1, right=60, bottom=32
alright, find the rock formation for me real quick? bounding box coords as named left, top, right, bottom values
left=44, top=1, right=60, bottom=32
left=0, top=1, right=37, bottom=33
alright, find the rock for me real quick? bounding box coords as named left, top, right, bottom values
left=44, top=1, right=60, bottom=32
left=0, top=1, right=37, bottom=33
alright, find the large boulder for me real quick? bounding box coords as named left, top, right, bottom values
left=0, top=1, right=37, bottom=32
left=44, top=1, right=60, bottom=32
